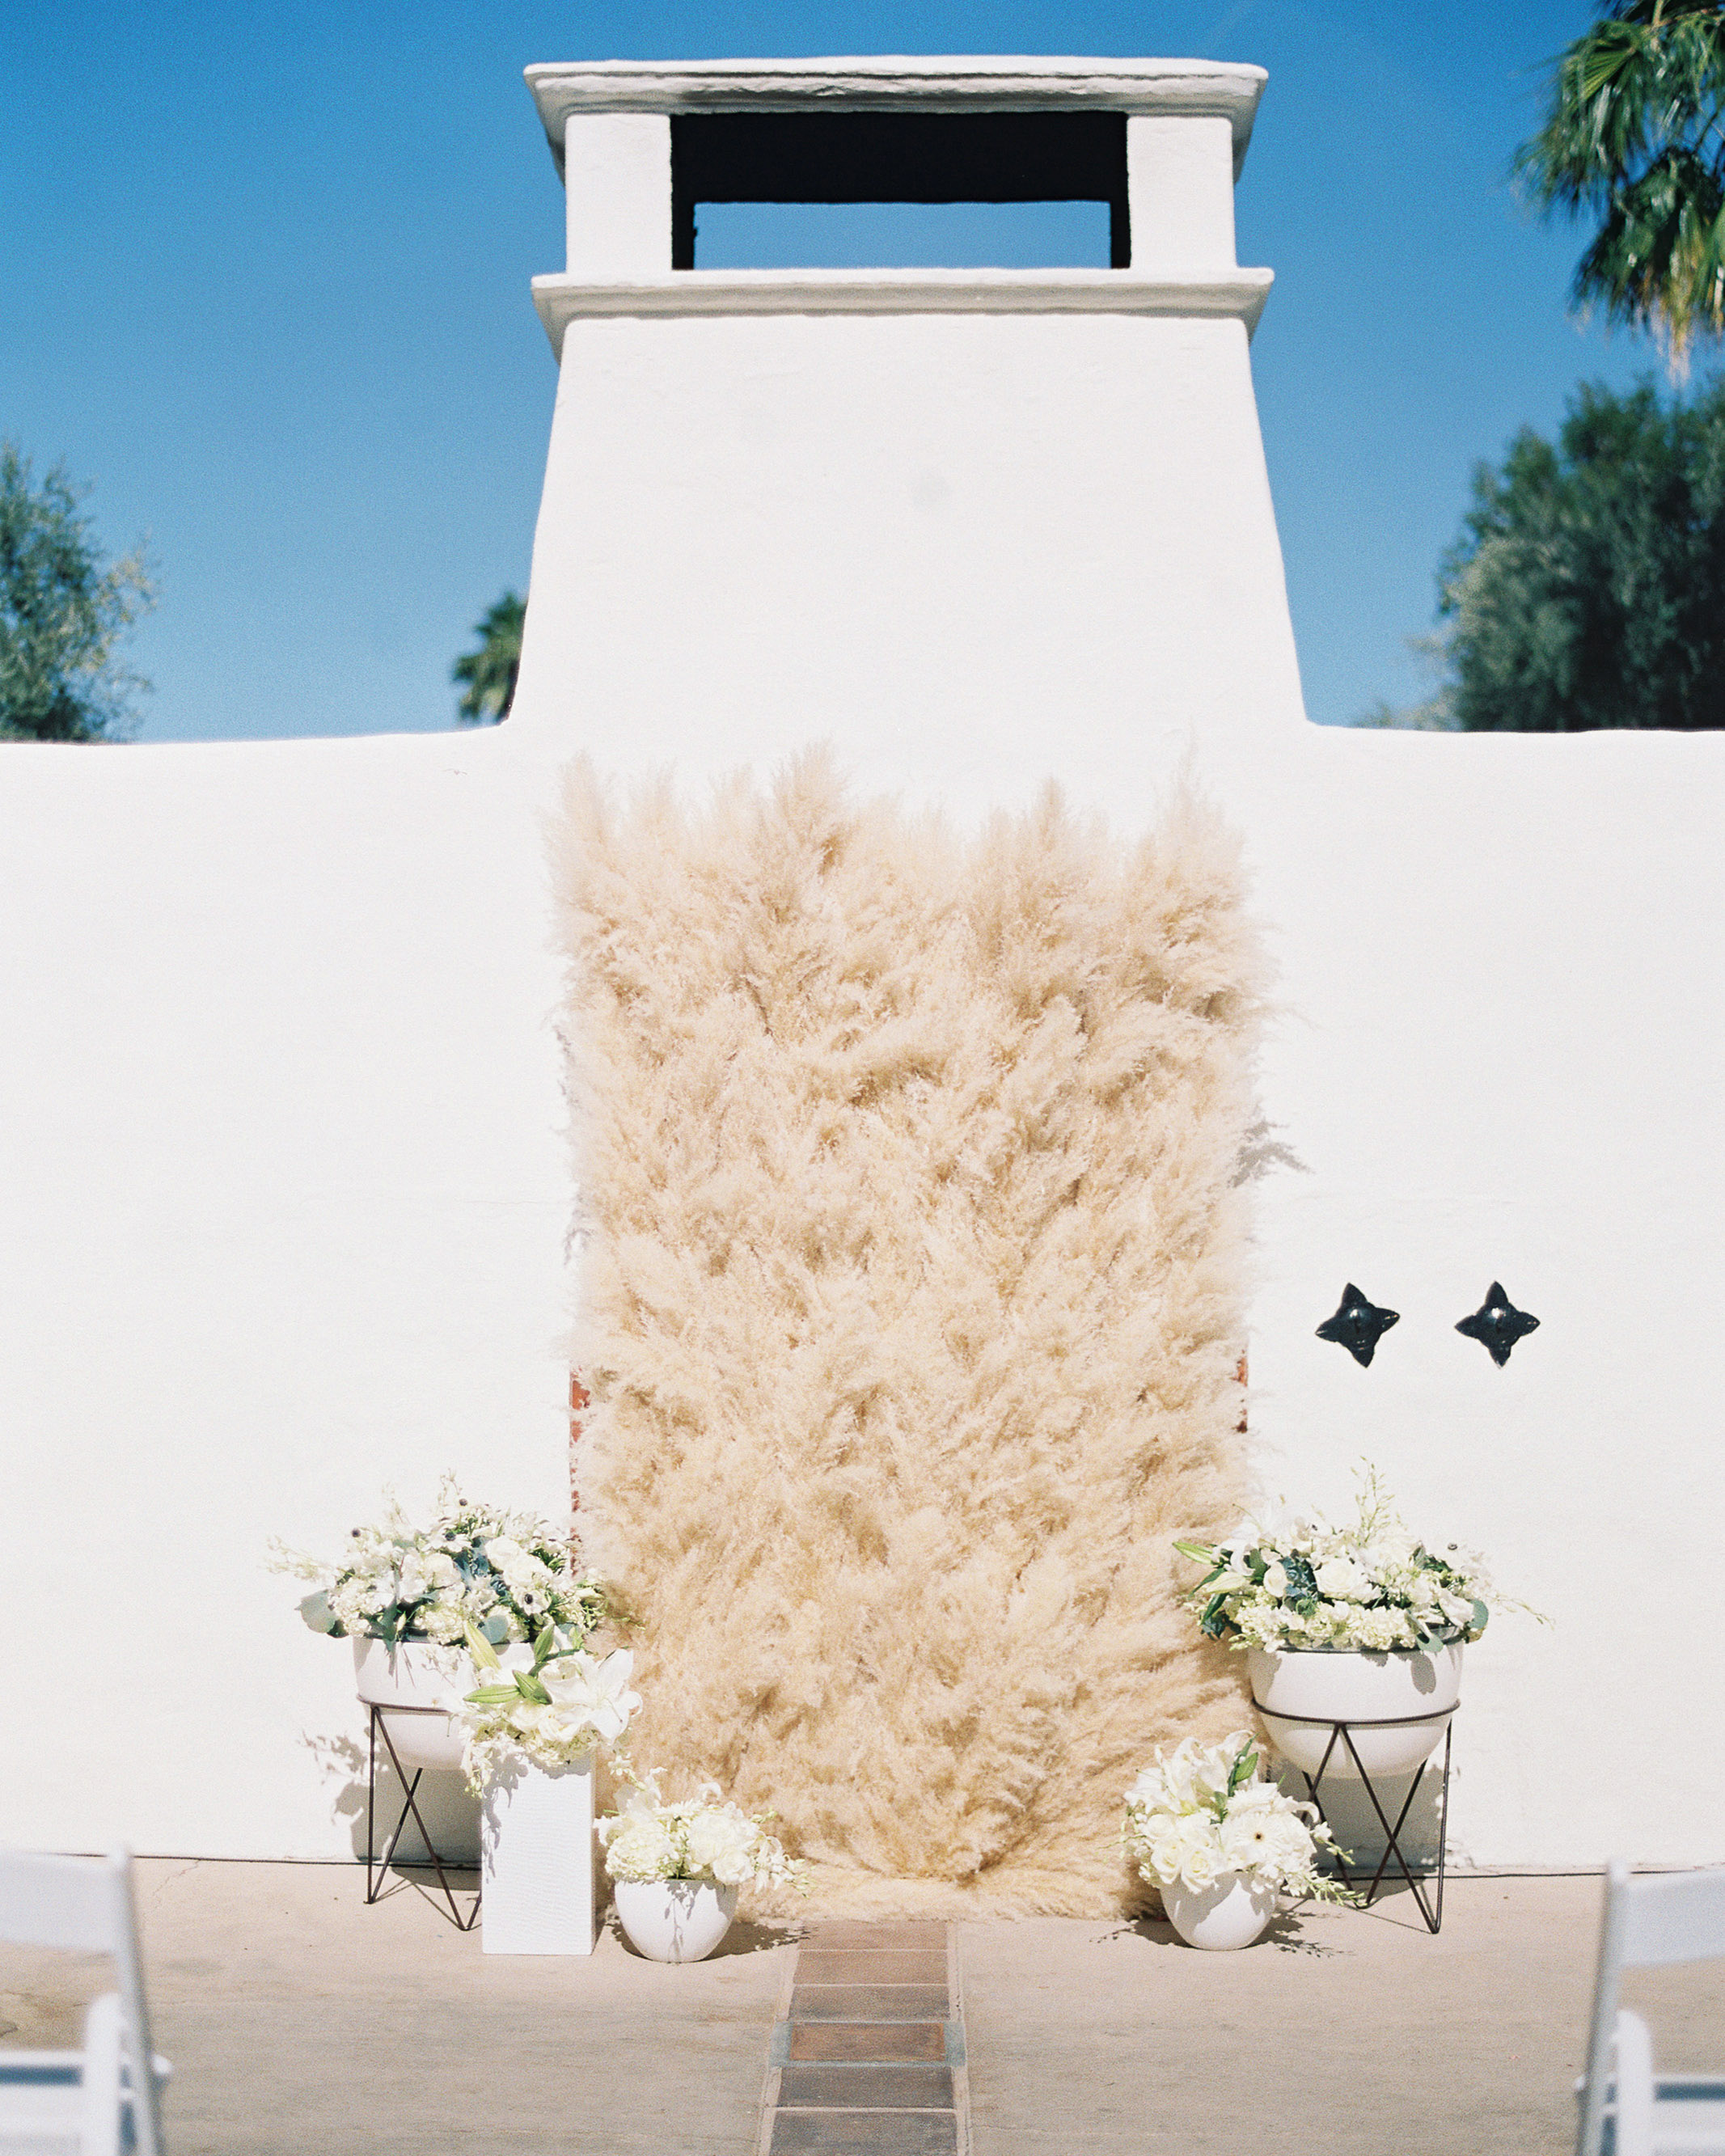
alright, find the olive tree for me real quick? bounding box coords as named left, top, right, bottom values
left=0, top=442, right=155, bottom=742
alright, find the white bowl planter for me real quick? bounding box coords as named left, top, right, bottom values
left=1248, top=1644, right=1463, bottom=1780
left=612, top=1879, right=738, bottom=1964
left=353, top=1638, right=474, bottom=1771
left=1161, top=1871, right=1277, bottom=1951
left=480, top=1756, right=596, bottom=1955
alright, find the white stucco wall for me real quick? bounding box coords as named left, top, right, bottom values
left=2, top=57, right=1720, bottom=1871
left=0, top=730, right=577, bottom=1856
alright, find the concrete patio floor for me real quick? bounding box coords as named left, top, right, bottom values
left=4, top=1861, right=1724, bottom=2154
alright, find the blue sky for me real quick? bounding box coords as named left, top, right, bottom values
left=1, top=1, right=1680, bottom=739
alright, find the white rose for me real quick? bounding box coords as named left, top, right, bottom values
left=1313, top=1555, right=1373, bottom=1603
left=1145, top=1831, right=1188, bottom=1888
left=1173, top=1813, right=1224, bottom=1891
left=1262, top=1561, right=1288, bottom=1600
left=684, top=1808, right=758, bottom=1884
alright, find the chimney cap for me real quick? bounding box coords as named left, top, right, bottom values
left=526, top=57, right=1266, bottom=175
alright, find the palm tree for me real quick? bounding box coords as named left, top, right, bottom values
left=1516, top=0, right=1725, bottom=363
left=452, top=590, right=525, bottom=724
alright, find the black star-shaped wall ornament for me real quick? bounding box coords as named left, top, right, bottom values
left=1455, top=1283, right=1539, bottom=1366
left=1316, top=1283, right=1401, bottom=1368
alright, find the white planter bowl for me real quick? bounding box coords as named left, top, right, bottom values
left=1161, top=1871, right=1277, bottom=1950
left=612, top=1879, right=738, bottom=1963
left=352, top=1638, right=474, bottom=1772
left=1248, top=1645, right=1463, bottom=1780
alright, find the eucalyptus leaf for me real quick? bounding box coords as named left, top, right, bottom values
left=298, top=1589, right=338, bottom=1636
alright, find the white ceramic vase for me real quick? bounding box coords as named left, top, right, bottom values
left=1161, top=1871, right=1277, bottom=1950
left=352, top=1638, right=474, bottom=1772
left=480, top=1756, right=596, bottom=1955
left=612, top=1878, right=738, bottom=1963
left=1248, top=1644, right=1464, bottom=1780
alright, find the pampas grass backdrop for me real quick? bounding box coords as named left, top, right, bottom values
left=553, top=754, right=1267, bottom=1914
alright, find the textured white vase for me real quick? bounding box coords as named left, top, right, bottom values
left=353, top=1638, right=473, bottom=1771
left=1161, top=1871, right=1277, bottom=1950
left=1248, top=1645, right=1464, bottom=1780
left=480, top=1756, right=595, bottom=1955
left=612, top=1879, right=738, bottom=1963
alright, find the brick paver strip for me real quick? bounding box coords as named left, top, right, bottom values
left=778, top=2064, right=955, bottom=2110
left=787, top=2023, right=947, bottom=2064
left=790, top=1984, right=949, bottom=2021
left=806, top=1931, right=949, bottom=1966
left=763, top=1920, right=963, bottom=2156
left=769, top=2114, right=958, bottom=2155
left=797, top=1949, right=949, bottom=1985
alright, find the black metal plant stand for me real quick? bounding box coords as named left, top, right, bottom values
left=364, top=1704, right=480, bottom=1932
left=1249, top=1700, right=1457, bottom=1934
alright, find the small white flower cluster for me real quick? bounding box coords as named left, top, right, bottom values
left=458, top=1638, right=641, bottom=1792
left=1176, top=1465, right=1501, bottom=1655
left=270, top=1475, right=607, bottom=1650
left=1123, top=1731, right=1347, bottom=1901
left=598, top=1775, right=805, bottom=1892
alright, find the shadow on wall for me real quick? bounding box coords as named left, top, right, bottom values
left=1276, top=1762, right=1446, bottom=1882
left=300, top=1734, right=480, bottom=1866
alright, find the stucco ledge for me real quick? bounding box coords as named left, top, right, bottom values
left=531, top=266, right=1274, bottom=355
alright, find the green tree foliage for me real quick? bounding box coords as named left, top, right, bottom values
left=1434, top=375, right=1725, bottom=731
left=0, top=442, right=155, bottom=742
left=1517, top=2, right=1725, bottom=362
left=452, top=590, right=525, bottom=723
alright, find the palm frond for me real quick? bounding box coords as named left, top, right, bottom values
left=451, top=589, right=525, bottom=724
left=1516, top=2, right=1725, bottom=357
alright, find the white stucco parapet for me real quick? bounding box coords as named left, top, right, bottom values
left=525, top=57, right=1266, bottom=173
left=531, top=266, right=1273, bottom=353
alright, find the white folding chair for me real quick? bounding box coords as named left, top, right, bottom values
left=1577, top=1859, right=1725, bottom=2156
left=0, top=1849, right=167, bottom=2156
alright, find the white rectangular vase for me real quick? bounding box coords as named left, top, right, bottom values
left=480, top=1757, right=595, bottom=1955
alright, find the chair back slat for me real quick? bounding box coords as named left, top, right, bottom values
left=0, top=1849, right=163, bottom=2156
left=0, top=1850, right=116, bottom=1953
left=80, top=1992, right=124, bottom=2156
left=1619, top=1866, right=1725, bottom=1968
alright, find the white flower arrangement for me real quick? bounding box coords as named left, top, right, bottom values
left=1123, top=1731, right=1351, bottom=1902
left=269, top=1475, right=608, bottom=1649
left=456, top=1622, right=641, bottom=1792
left=598, top=1773, right=807, bottom=1892
left=1174, top=1464, right=1531, bottom=1655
